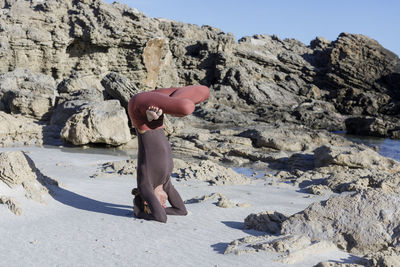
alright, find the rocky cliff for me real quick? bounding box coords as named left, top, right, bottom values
left=0, top=0, right=399, bottom=141
left=2, top=1, right=400, bottom=264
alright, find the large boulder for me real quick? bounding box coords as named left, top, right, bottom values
left=244, top=211, right=288, bottom=234
left=282, top=189, right=400, bottom=254
left=57, top=73, right=105, bottom=95
left=345, top=116, right=400, bottom=139
left=313, top=144, right=400, bottom=171
left=50, top=100, right=93, bottom=128
left=51, top=74, right=105, bottom=128
left=60, top=100, right=131, bottom=146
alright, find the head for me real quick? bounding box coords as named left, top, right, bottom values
left=132, top=186, right=168, bottom=213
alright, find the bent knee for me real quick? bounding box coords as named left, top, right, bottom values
left=155, top=213, right=168, bottom=223
left=198, top=85, right=210, bottom=100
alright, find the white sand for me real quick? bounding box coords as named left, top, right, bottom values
left=0, top=146, right=354, bottom=266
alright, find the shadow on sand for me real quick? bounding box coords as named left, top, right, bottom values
left=51, top=187, right=133, bottom=217
left=24, top=153, right=133, bottom=217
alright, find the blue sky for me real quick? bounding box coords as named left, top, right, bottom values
left=104, top=0, right=400, bottom=57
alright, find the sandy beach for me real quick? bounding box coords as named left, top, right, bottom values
left=0, top=145, right=354, bottom=267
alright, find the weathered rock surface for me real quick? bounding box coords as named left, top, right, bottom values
left=99, top=159, right=137, bottom=176
left=238, top=124, right=335, bottom=152
left=101, top=72, right=141, bottom=109
left=345, top=116, right=400, bottom=139
left=61, top=100, right=131, bottom=146
left=282, top=189, right=400, bottom=254
left=244, top=211, right=287, bottom=234
left=0, top=0, right=398, bottom=141
left=314, top=261, right=365, bottom=267
left=363, top=247, right=400, bottom=267
left=173, top=159, right=251, bottom=185
left=224, top=234, right=337, bottom=265
left=322, top=33, right=400, bottom=117
left=0, top=151, right=58, bottom=215
left=0, top=111, right=44, bottom=146
left=314, top=144, right=400, bottom=171
left=0, top=196, right=22, bottom=216
left=0, top=69, right=56, bottom=120
left=225, top=189, right=400, bottom=264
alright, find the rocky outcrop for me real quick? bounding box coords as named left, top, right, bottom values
left=0, top=151, right=58, bottom=214
left=322, top=33, right=400, bottom=116
left=224, top=234, right=337, bottom=265
left=0, top=111, right=44, bottom=146
left=314, top=144, right=400, bottom=171
left=345, top=116, right=400, bottom=139
left=282, top=189, right=400, bottom=254
left=0, top=0, right=397, bottom=148
left=363, top=247, right=400, bottom=267
left=225, top=189, right=400, bottom=264
left=244, top=211, right=287, bottom=234
left=0, top=196, right=22, bottom=216
left=98, top=159, right=137, bottom=176
left=60, top=100, right=131, bottom=146
left=101, top=72, right=141, bottom=109
left=0, top=69, right=57, bottom=120
left=0, top=0, right=398, bottom=141
left=173, top=158, right=251, bottom=185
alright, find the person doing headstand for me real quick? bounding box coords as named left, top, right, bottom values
left=128, top=85, right=210, bottom=223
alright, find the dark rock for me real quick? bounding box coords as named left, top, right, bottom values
left=101, top=72, right=141, bottom=109
left=345, top=116, right=400, bottom=139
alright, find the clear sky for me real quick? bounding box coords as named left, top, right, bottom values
left=104, top=0, right=400, bottom=57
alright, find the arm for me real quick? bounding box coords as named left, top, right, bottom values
left=164, top=180, right=187, bottom=216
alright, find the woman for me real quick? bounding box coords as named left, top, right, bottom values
left=128, top=85, right=210, bottom=223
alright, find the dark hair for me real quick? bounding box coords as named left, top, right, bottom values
left=132, top=188, right=151, bottom=214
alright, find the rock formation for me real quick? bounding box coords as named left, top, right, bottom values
left=60, top=100, right=131, bottom=146
left=0, top=0, right=398, bottom=146
left=0, top=151, right=58, bottom=215
left=173, top=159, right=251, bottom=185
left=1, top=0, right=400, bottom=264
left=244, top=211, right=288, bottom=234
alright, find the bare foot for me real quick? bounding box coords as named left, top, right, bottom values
left=146, top=106, right=163, bottom=122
